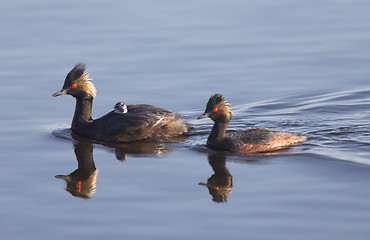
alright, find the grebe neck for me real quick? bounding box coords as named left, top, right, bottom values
left=208, top=119, right=229, bottom=144
left=72, top=96, right=93, bottom=130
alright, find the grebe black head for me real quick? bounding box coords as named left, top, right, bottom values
left=52, top=63, right=96, bottom=99
left=114, top=102, right=128, bottom=114
left=198, top=94, right=232, bottom=122
left=198, top=94, right=306, bottom=154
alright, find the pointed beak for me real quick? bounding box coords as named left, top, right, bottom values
left=52, top=89, right=67, bottom=97
left=55, top=175, right=71, bottom=180
left=197, top=112, right=210, bottom=119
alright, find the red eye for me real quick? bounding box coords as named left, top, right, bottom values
left=71, top=84, right=77, bottom=88
left=213, top=108, right=218, bottom=112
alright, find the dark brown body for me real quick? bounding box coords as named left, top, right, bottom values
left=72, top=103, right=189, bottom=142
left=207, top=128, right=306, bottom=154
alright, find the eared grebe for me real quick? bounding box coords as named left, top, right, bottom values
left=52, top=63, right=189, bottom=142
left=198, top=94, right=307, bottom=154
left=114, top=102, right=128, bottom=114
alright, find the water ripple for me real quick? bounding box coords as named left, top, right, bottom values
left=189, top=88, right=370, bottom=165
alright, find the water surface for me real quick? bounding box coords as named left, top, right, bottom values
left=1, top=1, right=370, bottom=239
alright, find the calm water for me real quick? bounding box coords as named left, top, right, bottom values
left=1, top=0, right=370, bottom=239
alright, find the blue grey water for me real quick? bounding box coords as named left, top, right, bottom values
left=1, top=0, right=370, bottom=239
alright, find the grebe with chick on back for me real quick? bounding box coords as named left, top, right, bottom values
left=52, top=63, right=189, bottom=142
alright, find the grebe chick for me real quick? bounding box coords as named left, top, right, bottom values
left=52, top=63, right=189, bottom=142
left=198, top=94, right=306, bottom=154
left=114, top=102, right=128, bottom=114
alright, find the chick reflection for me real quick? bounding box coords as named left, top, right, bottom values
left=111, top=141, right=173, bottom=162
left=199, top=151, right=233, bottom=203
left=56, top=139, right=98, bottom=199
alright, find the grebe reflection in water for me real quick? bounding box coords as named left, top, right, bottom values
left=199, top=151, right=233, bottom=203
left=55, top=138, right=97, bottom=199
left=53, top=131, right=180, bottom=198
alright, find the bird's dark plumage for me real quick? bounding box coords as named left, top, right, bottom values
left=53, top=63, right=189, bottom=142
left=198, top=94, right=306, bottom=154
